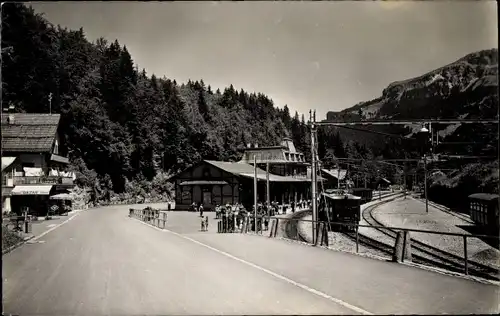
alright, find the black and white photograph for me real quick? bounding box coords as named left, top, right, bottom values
left=1, top=1, right=499, bottom=315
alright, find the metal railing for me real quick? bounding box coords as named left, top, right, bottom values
left=242, top=214, right=500, bottom=279
left=13, top=176, right=74, bottom=185
left=14, top=176, right=73, bottom=185
left=129, top=208, right=168, bottom=229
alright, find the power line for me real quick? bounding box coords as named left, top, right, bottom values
left=318, top=119, right=499, bottom=126
left=322, top=124, right=410, bottom=140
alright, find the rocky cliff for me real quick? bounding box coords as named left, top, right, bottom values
left=326, top=49, right=498, bottom=156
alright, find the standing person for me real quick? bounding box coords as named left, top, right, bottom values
left=291, top=200, right=295, bottom=213
left=199, top=203, right=204, bottom=218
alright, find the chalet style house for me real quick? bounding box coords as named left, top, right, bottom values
left=1, top=110, right=75, bottom=215
left=169, top=138, right=326, bottom=211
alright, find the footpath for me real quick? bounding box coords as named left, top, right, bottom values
left=2, top=209, right=85, bottom=255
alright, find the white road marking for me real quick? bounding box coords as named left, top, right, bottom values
left=47, top=224, right=57, bottom=228
left=32, top=213, right=81, bottom=242
left=133, top=218, right=372, bottom=315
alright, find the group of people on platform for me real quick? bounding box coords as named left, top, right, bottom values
left=190, top=199, right=313, bottom=232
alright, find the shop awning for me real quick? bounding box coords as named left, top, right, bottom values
left=180, top=180, right=228, bottom=186
left=50, top=193, right=74, bottom=200
left=11, top=185, right=53, bottom=196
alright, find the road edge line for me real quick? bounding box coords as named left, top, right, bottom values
left=131, top=217, right=372, bottom=315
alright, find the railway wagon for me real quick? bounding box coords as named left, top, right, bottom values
left=350, top=188, right=373, bottom=204
left=319, top=191, right=361, bottom=232
left=468, top=193, right=499, bottom=233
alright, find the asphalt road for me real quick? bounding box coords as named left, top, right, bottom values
left=3, top=205, right=499, bottom=315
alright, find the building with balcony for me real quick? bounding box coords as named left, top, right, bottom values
left=169, top=138, right=325, bottom=211
left=1, top=111, right=75, bottom=215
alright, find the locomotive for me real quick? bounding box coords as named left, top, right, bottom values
left=318, top=190, right=362, bottom=232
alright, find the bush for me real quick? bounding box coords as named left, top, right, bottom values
left=2, top=227, right=24, bottom=251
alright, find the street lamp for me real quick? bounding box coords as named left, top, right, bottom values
left=418, top=124, right=430, bottom=213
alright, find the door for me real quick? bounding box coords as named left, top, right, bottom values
left=203, top=191, right=211, bottom=206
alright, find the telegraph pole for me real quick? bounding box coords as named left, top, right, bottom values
left=266, top=159, right=270, bottom=207
left=254, top=155, right=258, bottom=233
left=424, top=154, right=428, bottom=213
left=310, top=110, right=318, bottom=245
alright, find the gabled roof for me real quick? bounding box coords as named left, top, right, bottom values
left=205, top=160, right=262, bottom=175
left=468, top=193, right=499, bottom=201
left=321, top=169, right=348, bottom=180
left=1, top=156, right=18, bottom=171
left=1, top=113, right=61, bottom=153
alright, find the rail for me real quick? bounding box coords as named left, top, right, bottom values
left=242, top=213, right=500, bottom=279
left=129, top=208, right=168, bottom=229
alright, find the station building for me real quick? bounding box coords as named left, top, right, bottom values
left=169, top=138, right=325, bottom=211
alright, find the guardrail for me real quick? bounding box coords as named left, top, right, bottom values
left=253, top=214, right=500, bottom=279
left=129, top=208, right=168, bottom=229
left=13, top=176, right=74, bottom=185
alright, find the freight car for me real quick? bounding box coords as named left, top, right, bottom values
left=318, top=191, right=362, bottom=232
left=350, top=188, right=373, bottom=204
left=468, top=193, right=499, bottom=233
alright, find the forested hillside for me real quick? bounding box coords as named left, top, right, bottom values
left=4, top=4, right=495, bottom=209
left=2, top=4, right=347, bottom=204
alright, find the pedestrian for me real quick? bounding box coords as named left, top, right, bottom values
left=205, top=216, right=209, bottom=231
left=291, top=200, right=295, bottom=213
left=199, top=203, right=204, bottom=218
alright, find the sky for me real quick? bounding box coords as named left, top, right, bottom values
left=30, top=1, right=497, bottom=119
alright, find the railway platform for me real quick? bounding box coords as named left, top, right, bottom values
left=371, top=197, right=500, bottom=269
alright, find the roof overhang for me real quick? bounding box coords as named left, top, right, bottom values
left=50, top=154, right=70, bottom=164
left=180, top=180, right=228, bottom=186
left=50, top=193, right=74, bottom=200
left=238, top=173, right=323, bottom=183
left=11, top=185, right=53, bottom=196
left=1, top=156, right=18, bottom=171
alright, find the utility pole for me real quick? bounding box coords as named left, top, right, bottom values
left=266, top=159, right=270, bottom=207
left=337, top=165, right=341, bottom=190
left=254, top=155, right=258, bottom=233
left=310, top=110, right=318, bottom=245
left=424, top=154, right=428, bottom=213
left=404, top=163, right=407, bottom=199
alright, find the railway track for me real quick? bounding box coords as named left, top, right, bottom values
left=360, top=199, right=500, bottom=281
left=282, top=194, right=499, bottom=281
left=282, top=192, right=401, bottom=245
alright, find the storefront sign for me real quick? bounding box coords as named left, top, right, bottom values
left=11, top=185, right=53, bottom=196
left=16, top=190, right=45, bottom=195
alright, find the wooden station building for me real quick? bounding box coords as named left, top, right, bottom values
left=169, top=138, right=324, bottom=211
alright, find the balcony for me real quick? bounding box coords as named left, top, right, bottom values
left=13, top=176, right=74, bottom=186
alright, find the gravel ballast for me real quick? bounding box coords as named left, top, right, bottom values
left=372, top=197, right=500, bottom=269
